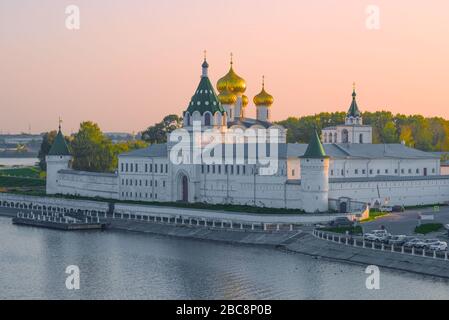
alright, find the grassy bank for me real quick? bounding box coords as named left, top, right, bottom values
left=321, top=226, right=363, bottom=235
left=0, top=166, right=44, bottom=179
left=414, top=223, right=444, bottom=234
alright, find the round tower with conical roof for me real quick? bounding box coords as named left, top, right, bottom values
left=46, top=120, right=72, bottom=195
left=300, top=130, right=329, bottom=213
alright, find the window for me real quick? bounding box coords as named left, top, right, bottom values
left=204, top=113, right=211, bottom=126
left=163, top=181, right=166, bottom=187
left=293, top=169, right=296, bottom=176
left=135, top=163, right=138, bottom=172
left=394, top=169, right=398, bottom=174
left=201, top=165, right=204, bottom=174
left=359, top=134, right=363, bottom=144
left=369, top=169, right=373, bottom=175
left=385, top=169, right=389, bottom=174
left=155, top=165, right=158, bottom=173
left=416, top=169, right=420, bottom=174
left=150, top=164, right=153, bottom=172
left=207, top=165, right=210, bottom=173
left=341, top=169, right=344, bottom=176
left=130, top=180, right=133, bottom=186
left=237, top=166, right=240, bottom=175
left=432, top=168, right=436, bottom=173
left=145, top=180, right=148, bottom=186
left=231, top=166, right=234, bottom=175
left=150, top=180, right=153, bottom=187
left=408, top=169, right=412, bottom=174
left=126, top=163, right=129, bottom=172
left=377, top=169, right=380, bottom=174
left=218, top=165, right=221, bottom=174
left=243, top=166, right=246, bottom=175
left=160, top=164, right=163, bottom=173
left=362, top=169, right=366, bottom=174
left=165, top=164, right=168, bottom=173
left=212, top=165, right=216, bottom=174
left=355, top=169, right=358, bottom=174
left=155, top=180, right=158, bottom=187
left=145, top=164, right=148, bottom=172
left=121, top=163, right=124, bottom=172
left=225, top=165, right=228, bottom=174
left=401, top=169, right=404, bottom=174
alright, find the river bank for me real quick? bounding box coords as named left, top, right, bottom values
left=2, top=202, right=449, bottom=281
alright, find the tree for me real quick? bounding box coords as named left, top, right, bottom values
left=141, top=114, right=182, bottom=144
left=399, top=125, right=415, bottom=147
left=71, top=122, right=115, bottom=172
left=381, top=121, right=398, bottom=143
left=37, top=130, right=58, bottom=170
left=70, top=121, right=148, bottom=173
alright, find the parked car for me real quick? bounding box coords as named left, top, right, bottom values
left=363, top=230, right=391, bottom=242
left=422, top=239, right=441, bottom=249
left=379, top=206, right=393, bottom=213
left=392, top=205, right=405, bottom=212
left=428, top=241, right=448, bottom=251
left=387, top=235, right=408, bottom=245
left=404, top=238, right=425, bottom=248
left=328, top=217, right=354, bottom=227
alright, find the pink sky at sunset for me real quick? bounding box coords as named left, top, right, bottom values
left=1, top=0, right=449, bottom=134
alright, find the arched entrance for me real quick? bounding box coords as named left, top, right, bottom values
left=339, top=202, right=347, bottom=213
left=176, top=171, right=190, bottom=202
left=181, top=175, right=188, bottom=202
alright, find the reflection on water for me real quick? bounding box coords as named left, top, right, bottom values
left=0, top=216, right=448, bottom=299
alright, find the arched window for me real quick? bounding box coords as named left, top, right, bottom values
left=359, top=133, right=363, bottom=144
left=342, top=129, right=349, bottom=143
left=204, top=113, right=211, bottom=126
left=323, top=132, right=327, bottom=143
left=334, top=132, right=337, bottom=143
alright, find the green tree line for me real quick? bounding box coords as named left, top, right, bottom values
left=277, top=111, right=449, bottom=151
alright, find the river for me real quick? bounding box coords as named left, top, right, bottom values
left=0, top=158, right=38, bottom=167
left=0, top=216, right=448, bottom=299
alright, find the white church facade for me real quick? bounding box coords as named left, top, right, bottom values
left=46, top=56, right=449, bottom=213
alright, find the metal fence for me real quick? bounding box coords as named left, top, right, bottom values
left=313, top=229, right=449, bottom=262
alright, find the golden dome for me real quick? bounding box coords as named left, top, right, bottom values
left=218, top=88, right=238, bottom=105
left=253, top=76, right=274, bottom=107
left=241, top=95, right=249, bottom=107
left=216, top=54, right=246, bottom=94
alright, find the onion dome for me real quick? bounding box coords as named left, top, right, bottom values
left=216, top=53, right=246, bottom=94
left=347, top=82, right=361, bottom=117
left=241, top=95, right=249, bottom=107
left=253, top=76, right=274, bottom=107
left=218, top=87, right=238, bottom=105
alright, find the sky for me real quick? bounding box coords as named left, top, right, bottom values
left=1, top=0, right=449, bottom=134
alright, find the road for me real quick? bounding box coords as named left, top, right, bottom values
left=361, top=206, right=449, bottom=238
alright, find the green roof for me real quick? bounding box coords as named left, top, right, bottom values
left=48, top=129, right=71, bottom=156
left=186, top=61, right=225, bottom=115
left=301, top=130, right=328, bottom=158
left=347, top=89, right=361, bottom=117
